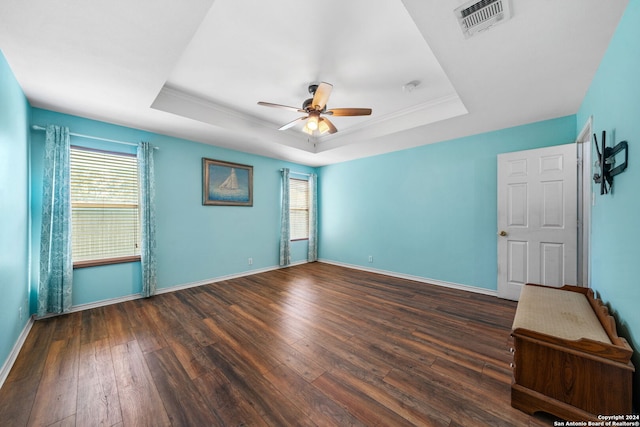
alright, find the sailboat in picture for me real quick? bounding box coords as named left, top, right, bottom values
left=218, top=168, right=239, bottom=190
left=203, top=158, right=253, bottom=206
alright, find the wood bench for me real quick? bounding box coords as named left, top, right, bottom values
left=510, top=283, right=634, bottom=421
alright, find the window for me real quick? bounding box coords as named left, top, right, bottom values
left=289, top=178, right=309, bottom=240
left=70, top=146, right=140, bottom=267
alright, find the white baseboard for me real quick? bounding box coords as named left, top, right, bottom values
left=154, top=264, right=284, bottom=295
left=52, top=262, right=309, bottom=314
left=5, top=262, right=310, bottom=386
left=4, top=259, right=494, bottom=389
left=318, top=259, right=498, bottom=297
left=67, top=260, right=494, bottom=312
left=154, top=261, right=308, bottom=294
left=66, top=293, right=144, bottom=314
left=0, top=316, right=34, bottom=389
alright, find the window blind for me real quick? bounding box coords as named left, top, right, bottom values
left=70, top=146, right=140, bottom=262
left=290, top=178, right=309, bottom=240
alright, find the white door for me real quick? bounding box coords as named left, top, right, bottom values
left=497, top=144, right=578, bottom=300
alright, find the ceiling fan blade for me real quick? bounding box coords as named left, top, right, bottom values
left=278, top=116, right=307, bottom=131
left=325, top=108, right=372, bottom=117
left=257, top=101, right=304, bottom=113
left=312, top=82, right=333, bottom=110
left=319, top=117, right=338, bottom=134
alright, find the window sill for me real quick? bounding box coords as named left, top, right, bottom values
left=291, top=238, right=309, bottom=242
left=73, top=255, right=141, bottom=269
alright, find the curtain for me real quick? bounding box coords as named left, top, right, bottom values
left=279, top=168, right=291, bottom=266
left=138, top=142, right=157, bottom=297
left=38, top=125, right=73, bottom=316
left=307, top=173, right=318, bottom=262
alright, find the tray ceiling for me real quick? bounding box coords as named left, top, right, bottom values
left=0, top=0, right=629, bottom=166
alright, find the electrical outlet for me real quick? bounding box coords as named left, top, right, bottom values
left=18, top=306, right=23, bottom=321
left=248, top=257, right=253, bottom=265
left=368, top=255, right=373, bottom=263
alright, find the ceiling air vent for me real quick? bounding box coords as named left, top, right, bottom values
left=454, top=0, right=512, bottom=38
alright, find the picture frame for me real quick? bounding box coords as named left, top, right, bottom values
left=202, top=158, right=253, bottom=206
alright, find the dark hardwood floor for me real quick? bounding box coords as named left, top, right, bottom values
left=0, top=263, right=556, bottom=426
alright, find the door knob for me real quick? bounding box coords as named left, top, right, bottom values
left=499, top=230, right=508, bottom=237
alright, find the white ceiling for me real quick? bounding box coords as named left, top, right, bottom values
left=0, top=0, right=629, bottom=166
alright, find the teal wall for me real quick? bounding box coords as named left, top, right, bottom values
left=576, top=0, right=639, bottom=406
left=0, top=52, right=31, bottom=370
left=318, top=116, right=577, bottom=290
left=30, top=108, right=316, bottom=307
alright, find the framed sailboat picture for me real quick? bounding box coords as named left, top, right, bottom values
left=202, top=158, right=253, bottom=206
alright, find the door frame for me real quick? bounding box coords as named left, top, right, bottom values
left=576, top=116, right=592, bottom=288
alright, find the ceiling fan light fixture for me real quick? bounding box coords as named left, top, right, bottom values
left=302, top=123, right=314, bottom=135
left=307, top=113, right=319, bottom=130
left=257, top=82, right=372, bottom=136
left=318, top=119, right=330, bottom=134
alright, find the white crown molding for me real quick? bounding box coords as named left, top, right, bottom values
left=152, top=85, right=468, bottom=156
left=322, top=93, right=466, bottom=140
left=151, top=85, right=317, bottom=153
left=316, top=94, right=468, bottom=152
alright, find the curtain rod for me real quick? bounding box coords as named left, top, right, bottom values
left=281, top=169, right=313, bottom=177
left=31, top=125, right=158, bottom=149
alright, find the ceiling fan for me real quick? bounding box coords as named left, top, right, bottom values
left=257, top=82, right=372, bottom=135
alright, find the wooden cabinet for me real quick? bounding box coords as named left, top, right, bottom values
left=510, top=284, right=634, bottom=420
